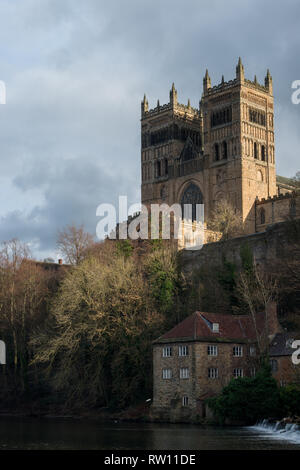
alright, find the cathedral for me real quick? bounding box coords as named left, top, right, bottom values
left=140, top=58, right=298, bottom=239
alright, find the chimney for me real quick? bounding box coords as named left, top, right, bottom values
left=266, top=301, right=282, bottom=338
left=58, top=259, right=63, bottom=265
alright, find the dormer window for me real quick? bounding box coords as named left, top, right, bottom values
left=212, top=323, right=219, bottom=333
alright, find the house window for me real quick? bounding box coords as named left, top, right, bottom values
left=207, top=345, right=218, bottom=356
left=270, top=359, right=278, bottom=372
left=212, top=323, right=219, bottom=332
left=208, top=368, right=219, bottom=379
left=179, top=345, right=189, bottom=357
left=233, top=368, right=243, bottom=378
left=250, top=346, right=256, bottom=356
left=180, top=368, right=189, bottom=379
left=182, top=396, right=189, bottom=407
left=162, top=369, right=172, bottom=379
left=233, top=346, right=243, bottom=357
left=162, top=346, right=172, bottom=357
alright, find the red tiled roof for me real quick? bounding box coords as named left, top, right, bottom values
left=155, top=311, right=267, bottom=343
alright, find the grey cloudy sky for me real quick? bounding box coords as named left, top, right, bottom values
left=0, top=0, right=299, bottom=260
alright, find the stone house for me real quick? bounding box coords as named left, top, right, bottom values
left=152, top=302, right=285, bottom=422
left=269, top=331, right=300, bottom=386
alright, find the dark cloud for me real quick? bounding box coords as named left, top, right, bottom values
left=0, top=0, right=299, bottom=258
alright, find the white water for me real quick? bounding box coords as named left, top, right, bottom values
left=251, top=418, right=300, bottom=444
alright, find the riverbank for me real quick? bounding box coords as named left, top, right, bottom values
left=0, top=401, right=153, bottom=423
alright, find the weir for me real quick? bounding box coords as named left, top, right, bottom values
left=251, top=419, right=300, bottom=444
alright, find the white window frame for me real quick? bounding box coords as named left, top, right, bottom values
left=208, top=368, right=219, bottom=379
left=233, top=368, right=243, bottom=378
left=207, top=345, right=218, bottom=356
left=180, top=367, right=189, bottom=379
left=212, top=323, right=219, bottom=332
left=182, top=396, right=189, bottom=407
left=233, top=346, right=243, bottom=357
left=162, top=368, right=172, bottom=379
left=162, top=346, right=172, bottom=357
left=179, top=345, right=189, bottom=357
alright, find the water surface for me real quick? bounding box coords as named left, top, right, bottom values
left=0, top=417, right=300, bottom=450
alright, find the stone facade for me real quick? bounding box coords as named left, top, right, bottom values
left=152, top=304, right=282, bottom=422
left=141, top=59, right=298, bottom=243
left=255, top=191, right=300, bottom=233
left=269, top=332, right=300, bottom=386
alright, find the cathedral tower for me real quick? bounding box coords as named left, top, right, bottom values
left=201, top=58, right=276, bottom=232
left=141, top=84, right=203, bottom=211
left=141, top=59, right=277, bottom=234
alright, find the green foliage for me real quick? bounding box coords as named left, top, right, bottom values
left=207, top=365, right=281, bottom=424
left=217, top=259, right=238, bottom=308
left=145, top=246, right=180, bottom=315
left=240, top=243, right=253, bottom=274
left=31, top=243, right=183, bottom=411
left=116, top=240, right=133, bottom=258
left=279, top=385, right=300, bottom=417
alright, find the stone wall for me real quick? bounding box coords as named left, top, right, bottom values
left=180, top=220, right=294, bottom=275
left=256, top=191, right=300, bottom=233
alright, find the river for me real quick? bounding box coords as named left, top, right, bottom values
left=0, top=417, right=300, bottom=450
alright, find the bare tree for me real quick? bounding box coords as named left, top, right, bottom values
left=292, top=171, right=300, bottom=187
left=57, top=224, right=94, bottom=265
left=238, top=263, right=278, bottom=355
left=208, top=199, right=244, bottom=241
left=0, top=239, right=50, bottom=391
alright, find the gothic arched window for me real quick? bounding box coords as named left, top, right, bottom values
left=155, top=161, right=161, bottom=178
left=259, top=208, right=265, bottom=225
left=222, top=141, right=227, bottom=159
left=215, top=143, right=219, bottom=161
left=164, top=158, right=168, bottom=176
left=254, top=142, right=258, bottom=159
left=180, top=183, right=203, bottom=221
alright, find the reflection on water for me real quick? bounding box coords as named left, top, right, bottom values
left=0, top=417, right=300, bottom=450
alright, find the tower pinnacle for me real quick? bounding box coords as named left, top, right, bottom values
left=236, top=57, right=245, bottom=82
left=170, top=83, right=178, bottom=107
left=265, top=69, right=273, bottom=94
left=141, top=94, right=148, bottom=115
left=203, top=69, right=211, bottom=94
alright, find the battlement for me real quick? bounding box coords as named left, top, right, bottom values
left=256, top=189, right=300, bottom=205
left=141, top=84, right=200, bottom=119
left=202, top=58, right=272, bottom=97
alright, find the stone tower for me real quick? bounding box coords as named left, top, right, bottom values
left=141, top=84, right=203, bottom=210
left=141, top=59, right=277, bottom=233
left=201, top=58, right=276, bottom=232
